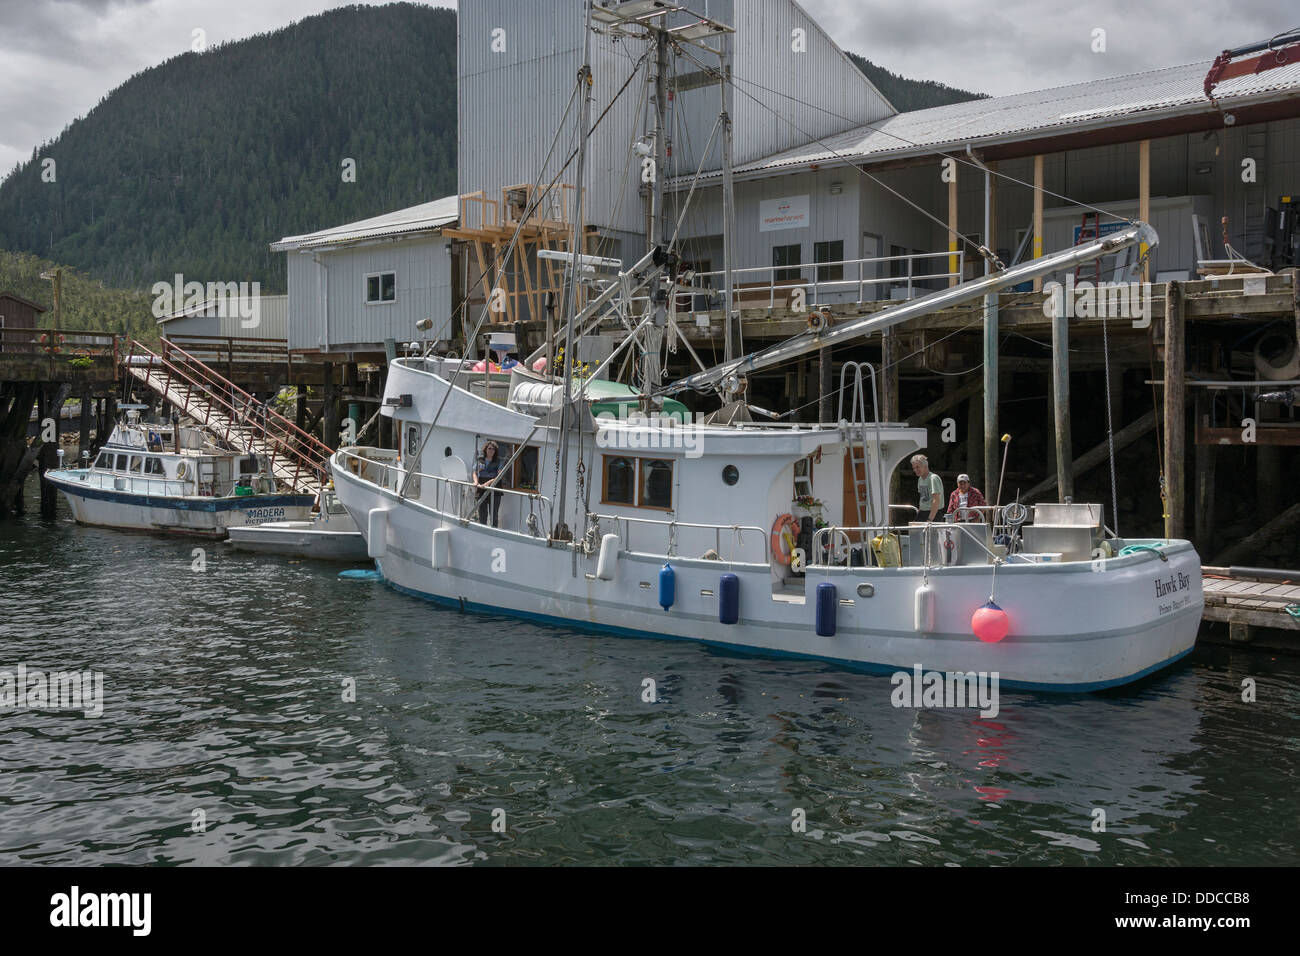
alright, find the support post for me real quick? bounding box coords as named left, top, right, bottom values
left=881, top=330, right=901, bottom=502
left=818, top=347, right=832, bottom=424
left=1163, top=281, right=1185, bottom=539
left=982, top=161, right=999, bottom=496
left=78, top=391, right=92, bottom=462
left=322, top=362, right=339, bottom=450
left=1139, top=140, right=1151, bottom=284
left=1051, top=290, right=1073, bottom=501
left=1032, top=154, right=1044, bottom=291
left=947, top=163, right=959, bottom=287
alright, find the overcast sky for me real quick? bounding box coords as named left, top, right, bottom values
left=0, top=0, right=1291, bottom=177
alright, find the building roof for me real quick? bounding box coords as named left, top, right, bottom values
left=156, top=293, right=287, bottom=324
left=680, top=58, right=1300, bottom=184
left=0, top=290, right=48, bottom=312
left=271, top=194, right=460, bottom=252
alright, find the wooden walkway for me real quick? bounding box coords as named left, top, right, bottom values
left=1201, top=567, right=1300, bottom=641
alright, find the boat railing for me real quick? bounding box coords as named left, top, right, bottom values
left=81, top=470, right=192, bottom=497
left=588, top=511, right=769, bottom=564
left=336, top=449, right=554, bottom=536
left=811, top=517, right=1011, bottom=570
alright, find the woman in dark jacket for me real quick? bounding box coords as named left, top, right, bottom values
left=473, top=441, right=504, bottom=526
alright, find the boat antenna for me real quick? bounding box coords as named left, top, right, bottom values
left=551, top=0, right=595, bottom=543
left=995, top=433, right=1012, bottom=507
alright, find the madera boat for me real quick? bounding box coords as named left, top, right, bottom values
left=226, top=487, right=367, bottom=561
left=46, top=410, right=314, bottom=538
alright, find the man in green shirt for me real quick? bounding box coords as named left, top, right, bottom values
left=910, top=454, right=943, bottom=521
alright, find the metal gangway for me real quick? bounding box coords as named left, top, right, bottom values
left=122, top=338, right=332, bottom=496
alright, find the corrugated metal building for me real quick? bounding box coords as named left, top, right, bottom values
left=272, top=196, right=459, bottom=354
left=156, top=294, right=289, bottom=339
left=672, top=57, right=1300, bottom=285
left=456, top=0, right=891, bottom=254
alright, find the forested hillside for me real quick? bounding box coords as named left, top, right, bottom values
left=0, top=3, right=456, bottom=295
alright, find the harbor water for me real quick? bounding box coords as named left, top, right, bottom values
left=2, top=482, right=1297, bottom=866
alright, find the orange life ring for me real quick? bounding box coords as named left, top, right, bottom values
left=770, top=513, right=798, bottom=565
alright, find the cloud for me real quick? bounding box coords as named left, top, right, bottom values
left=799, top=0, right=1290, bottom=96
left=0, top=0, right=455, bottom=177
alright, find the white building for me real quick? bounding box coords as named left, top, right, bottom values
left=272, top=196, right=459, bottom=355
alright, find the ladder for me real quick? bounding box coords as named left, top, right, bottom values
left=1074, top=212, right=1102, bottom=282
left=836, top=361, right=887, bottom=529
left=121, top=338, right=333, bottom=496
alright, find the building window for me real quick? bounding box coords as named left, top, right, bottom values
left=366, top=272, right=396, bottom=304
left=814, top=240, right=843, bottom=282
left=640, top=459, right=673, bottom=510
left=603, top=456, right=636, bottom=505
left=773, top=244, right=802, bottom=282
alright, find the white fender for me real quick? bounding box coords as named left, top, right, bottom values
left=368, top=508, right=388, bottom=558
left=914, top=582, right=935, bottom=633
left=596, top=533, right=620, bottom=581
left=432, top=527, right=451, bottom=569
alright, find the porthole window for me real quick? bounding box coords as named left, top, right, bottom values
left=443, top=446, right=452, bottom=458
left=722, top=464, right=739, bottom=486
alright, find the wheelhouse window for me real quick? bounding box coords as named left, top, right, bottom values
left=601, top=455, right=673, bottom=510
left=773, top=244, right=802, bottom=282
left=365, top=271, right=396, bottom=304
left=510, top=445, right=538, bottom=491
left=95, top=451, right=112, bottom=469
left=640, top=459, right=673, bottom=510
left=814, top=240, right=844, bottom=282
left=146, top=457, right=165, bottom=476
left=115, top=454, right=128, bottom=471
left=602, top=456, right=636, bottom=505
left=129, top=456, right=143, bottom=473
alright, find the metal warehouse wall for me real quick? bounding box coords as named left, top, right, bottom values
left=286, top=239, right=452, bottom=351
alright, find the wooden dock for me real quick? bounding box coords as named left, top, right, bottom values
left=1201, top=566, right=1300, bottom=642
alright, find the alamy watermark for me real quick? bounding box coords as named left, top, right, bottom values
left=150, top=273, right=262, bottom=329
left=594, top=407, right=708, bottom=458
left=890, top=664, right=999, bottom=718
left=1042, top=275, right=1152, bottom=329
left=0, top=664, right=103, bottom=717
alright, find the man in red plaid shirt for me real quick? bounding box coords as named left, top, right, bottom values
left=946, top=473, right=987, bottom=522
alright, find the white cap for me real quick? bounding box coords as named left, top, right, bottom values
left=957, top=473, right=970, bottom=482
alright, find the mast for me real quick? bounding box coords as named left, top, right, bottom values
left=720, top=44, right=737, bottom=374
left=551, top=0, right=595, bottom=542
left=640, top=26, right=670, bottom=409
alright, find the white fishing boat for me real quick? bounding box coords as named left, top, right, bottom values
left=226, top=487, right=368, bottom=561
left=330, top=3, right=1202, bottom=691
left=45, top=409, right=315, bottom=538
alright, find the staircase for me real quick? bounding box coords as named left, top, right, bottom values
left=122, top=338, right=331, bottom=496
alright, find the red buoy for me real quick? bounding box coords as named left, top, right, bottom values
left=972, top=600, right=1009, bottom=643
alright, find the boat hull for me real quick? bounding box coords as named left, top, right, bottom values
left=334, top=464, right=1202, bottom=692
left=46, top=470, right=314, bottom=538
left=226, top=521, right=369, bottom=561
